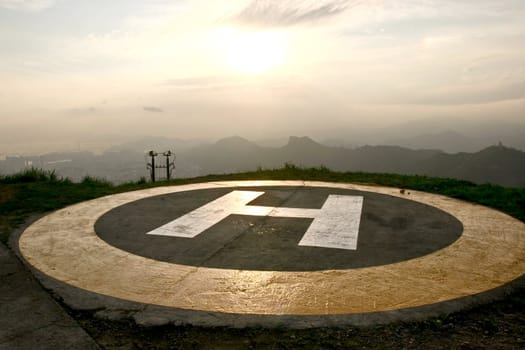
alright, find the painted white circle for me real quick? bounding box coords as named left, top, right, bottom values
left=19, top=181, right=525, bottom=316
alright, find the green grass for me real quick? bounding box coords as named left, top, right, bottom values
left=1, top=166, right=524, bottom=244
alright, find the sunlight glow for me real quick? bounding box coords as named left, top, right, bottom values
left=213, top=28, right=286, bottom=74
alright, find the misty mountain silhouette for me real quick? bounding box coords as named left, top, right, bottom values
left=2, top=136, right=524, bottom=187
left=178, top=136, right=525, bottom=187
left=385, top=130, right=487, bottom=153
left=417, top=144, right=525, bottom=187
left=214, top=136, right=262, bottom=151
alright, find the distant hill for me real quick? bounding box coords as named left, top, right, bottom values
left=2, top=136, right=524, bottom=187
left=186, top=136, right=263, bottom=174
left=417, top=145, right=525, bottom=187
left=384, top=130, right=487, bottom=153
left=384, top=129, right=525, bottom=154
left=179, top=136, right=525, bottom=187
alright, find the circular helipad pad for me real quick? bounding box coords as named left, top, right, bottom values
left=95, top=186, right=463, bottom=271
left=18, top=181, right=525, bottom=326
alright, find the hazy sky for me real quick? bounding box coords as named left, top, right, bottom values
left=1, top=0, right=525, bottom=152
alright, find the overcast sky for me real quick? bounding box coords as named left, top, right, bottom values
left=1, top=0, right=524, bottom=152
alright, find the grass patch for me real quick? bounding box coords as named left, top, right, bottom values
left=0, top=167, right=61, bottom=184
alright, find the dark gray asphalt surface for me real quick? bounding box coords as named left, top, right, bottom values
left=96, top=186, right=463, bottom=271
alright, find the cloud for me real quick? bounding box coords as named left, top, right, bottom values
left=411, top=80, right=525, bottom=106
left=143, top=106, right=163, bottom=113
left=162, top=76, right=255, bottom=91
left=233, top=0, right=356, bottom=27
left=163, top=76, right=228, bottom=88
left=65, top=107, right=97, bottom=116
left=162, top=75, right=295, bottom=92
left=0, top=0, right=56, bottom=11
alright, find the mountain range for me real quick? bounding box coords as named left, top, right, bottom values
left=1, top=135, right=524, bottom=187
left=175, top=136, right=524, bottom=187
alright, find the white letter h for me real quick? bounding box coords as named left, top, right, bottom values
left=147, top=190, right=363, bottom=250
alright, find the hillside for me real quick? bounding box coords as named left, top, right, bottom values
left=385, top=130, right=487, bottom=153
left=179, top=137, right=525, bottom=187
left=418, top=145, right=525, bottom=187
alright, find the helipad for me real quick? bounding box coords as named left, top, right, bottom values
left=18, top=181, right=525, bottom=327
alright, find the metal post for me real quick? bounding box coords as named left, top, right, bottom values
left=151, top=153, right=156, bottom=182
left=166, top=152, right=171, bottom=180
left=148, top=151, right=157, bottom=182
left=162, top=151, right=174, bottom=181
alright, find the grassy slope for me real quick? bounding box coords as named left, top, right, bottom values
left=1, top=167, right=524, bottom=349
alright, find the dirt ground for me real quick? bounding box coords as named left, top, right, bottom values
left=71, top=288, right=525, bottom=350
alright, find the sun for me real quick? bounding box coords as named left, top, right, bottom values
left=213, top=28, right=286, bottom=74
